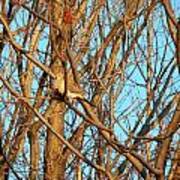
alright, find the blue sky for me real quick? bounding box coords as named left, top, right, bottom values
left=0, top=0, right=180, bottom=179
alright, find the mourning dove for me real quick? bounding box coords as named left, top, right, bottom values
left=52, top=71, right=84, bottom=99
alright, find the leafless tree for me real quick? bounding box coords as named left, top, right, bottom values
left=0, top=0, right=179, bottom=179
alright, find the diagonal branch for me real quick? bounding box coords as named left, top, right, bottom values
left=0, top=14, right=55, bottom=79
left=0, top=73, right=113, bottom=180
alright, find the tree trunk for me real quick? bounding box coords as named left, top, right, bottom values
left=44, top=1, right=66, bottom=179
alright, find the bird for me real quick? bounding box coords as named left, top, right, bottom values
left=52, top=70, right=84, bottom=100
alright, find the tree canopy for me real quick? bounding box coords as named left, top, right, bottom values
left=0, top=0, right=179, bottom=179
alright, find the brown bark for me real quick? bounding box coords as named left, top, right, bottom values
left=44, top=103, right=65, bottom=180
left=44, top=1, right=66, bottom=179
left=155, top=95, right=180, bottom=179
left=168, top=144, right=180, bottom=180
left=29, top=124, right=40, bottom=180
left=0, top=0, right=179, bottom=179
